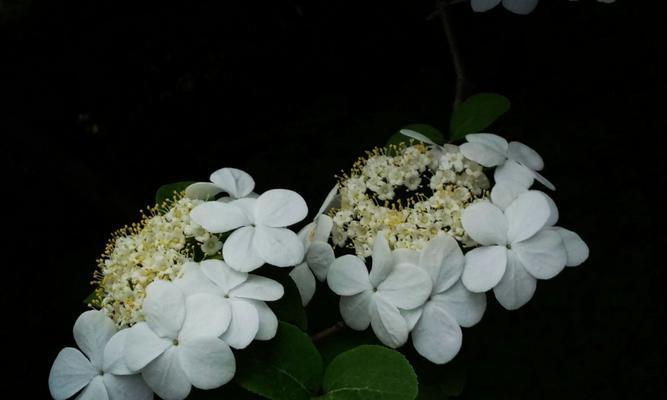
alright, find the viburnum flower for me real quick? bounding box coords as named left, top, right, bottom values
left=471, top=0, right=539, bottom=15
left=327, top=233, right=432, bottom=348
left=175, top=260, right=283, bottom=349
left=185, top=167, right=257, bottom=202
left=124, top=280, right=235, bottom=400
left=48, top=310, right=152, bottom=400
left=460, top=133, right=555, bottom=190
left=290, top=185, right=339, bottom=305
left=461, top=190, right=569, bottom=309
left=402, top=233, right=487, bottom=364
left=190, top=189, right=308, bottom=271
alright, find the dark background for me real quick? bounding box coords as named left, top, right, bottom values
left=3, top=0, right=664, bottom=398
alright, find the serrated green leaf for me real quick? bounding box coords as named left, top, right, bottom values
left=449, top=93, right=510, bottom=141
left=317, top=345, right=418, bottom=400
left=386, top=124, right=445, bottom=148
left=155, top=181, right=196, bottom=204
left=235, top=322, right=323, bottom=400
left=260, top=268, right=308, bottom=331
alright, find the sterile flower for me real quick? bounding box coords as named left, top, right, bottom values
left=48, top=310, right=152, bottom=400
left=471, top=0, right=539, bottom=15
left=290, top=185, right=339, bottom=305
left=402, top=233, right=486, bottom=364
left=327, top=233, right=432, bottom=348
left=185, top=167, right=257, bottom=202
left=175, top=260, right=283, bottom=349
left=190, top=189, right=308, bottom=272
left=461, top=190, right=568, bottom=309
left=460, top=133, right=555, bottom=190
left=124, top=280, right=235, bottom=400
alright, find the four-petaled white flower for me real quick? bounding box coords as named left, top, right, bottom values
left=176, top=260, right=283, bottom=349
left=401, top=233, right=487, bottom=364
left=185, top=167, right=258, bottom=202
left=327, top=233, right=433, bottom=348
left=471, top=0, right=539, bottom=15
left=290, top=185, right=340, bottom=305
left=124, top=280, right=235, bottom=400
left=460, top=133, right=555, bottom=190
left=49, top=310, right=152, bottom=400
left=461, top=190, right=572, bottom=309
left=190, top=189, right=308, bottom=272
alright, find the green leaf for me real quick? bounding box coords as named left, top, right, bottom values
left=155, top=181, right=196, bottom=204
left=260, top=268, right=308, bottom=331
left=235, top=322, right=324, bottom=400
left=386, top=124, right=445, bottom=147
left=449, top=93, right=510, bottom=141
left=317, top=345, right=418, bottom=400
left=316, top=328, right=380, bottom=366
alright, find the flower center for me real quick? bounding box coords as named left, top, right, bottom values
left=173, top=339, right=179, bottom=346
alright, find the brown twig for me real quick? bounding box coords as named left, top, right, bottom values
left=310, top=321, right=346, bottom=342
left=432, top=0, right=468, bottom=110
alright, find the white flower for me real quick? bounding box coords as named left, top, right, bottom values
left=185, top=167, right=257, bottom=202
left=471, top=0, right=538, bottom=15
left=124, top=280, right=235, bottom=400
left=48, top=310, right=152, bottom=400
left=175, top=260, right=283, bottom=349
left=290, top=185, right=339, bottom=305
left=327, top=233, right=432, bottom=348
left=460, top=191, right=571, bottom=309
left=201, top=236, right=222, bottom=255
left=401, top=234, right=486, bottom=364
left=190, top=189, right=308, bottom=272
left=460, top=133, right=555, bottom=190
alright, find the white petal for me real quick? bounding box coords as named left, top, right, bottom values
left=180, top=337, right=236, bottom=390
left=462, top=246, right=508, bottom=292
left=73, top=310, right=117, bottom=369
left=254, top=189, right=308, bottom=227
left=314, top=214, right=334, bottom=243
left=190, top=202, right=251, bottom=234
left=220, top=299, right=259, bottom=349
left=290, top=263, right=316, bottom=306
left=185, top=182, right=222, bottom=201
left=538, top=191, right=559, bottom=227
left=502, top=0, right=539, bottom=14
left=223, top=226, right=264, bottom=272
left=431, top=281, right=486, bottom=328
left=460, top=142, right=507, bottom=167
left=505, top=191, right=550, bottom=243
left=461, top=201, right=508, bottom=246
left=179, top=293, right=231, bottom=342
left=174, top=262, right=219, bottom=296
left=327, top=255, right=372, bottom=296
left=209, top=167, right=255, bottom=199
left=369, top=233, right=394, bottom=287
left=249, top=300, right=279, bottom=340
left=306, top=242, right=335, bottom=281
left=49, top=348, right=96, bottom=400
left=378, top=264, right=432, bottom=310
left=494, top=160, right=534, bottom=188
left=230, top=274, right=284, bottom=301
left=228, top=197, right=258, bottom=220
left=201, top=259, right=248, bottom=294
left=103, top=330, right=133, bottom=375
left=317, top=185, right=340, bottom=216
left=393, top=248, right=420, bottom=267
left=419, top=233, right=464, bottom=293
left=411, top=302, right=462, bottom=364
left=254, top=226, right=305, bottom=267
left=491, top=181, right=527, bottom=210
left=399, top=128, right=436, bottom=145
left=493, top=251, right=537, bottom=310
left=369, top=294, right=410, bottom=348
left=297, top=221, right=316, bottom=245
left=532, top=169, right=556, bottom=191
left=470, top=0, right=502, bottom=12
left=142, top=347, right=191, bottom=400
left=507, top=141, right=544, bottom=171
left=339, top=291, right=373, bottom=330
left=465, top=133, right=509, bottom=153
left=553, top=227, right=589, bottom=267
left=143, top=280, right=185, bottom=339
left=401, top=307, right=424, bottom=331
left=76, top=375, right=108, bottom=400
left=513, top=230, right=567, bottom=280
left=124, top=322, right=172, bottom=372
left=103, top=374, right=153, bottom=400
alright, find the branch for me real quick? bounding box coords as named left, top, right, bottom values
left=310, top=321, right=346, bottom=343
left=432, top=0, right=468, bottom=110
